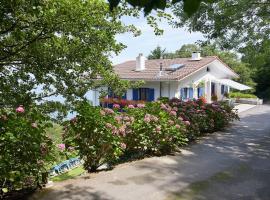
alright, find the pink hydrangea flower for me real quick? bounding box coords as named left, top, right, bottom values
left=175, top=124, right=181, bottom=129
left=178, top=116, right=183, bottom=121
left=137, top=103, right=145, bottom=108
left=114, top=115, right=122, bottom=123
left=16, top=105, right=24, bottom=113
left=160, top=103, right=167, bottom=110
left=123, top=116, right=130, bottom=121
left=31, top=123, right=37, bottom=128
left=169, top=111, right=177, bottom=116
left=144, top=116, right=151, bottom=123
left=104, top=108, right=114, bottom=114
left=128, top=104, right=135, bottom=108
left=119, top=125, right=126, bottom=136
left=151, top=116, right=158, bottom=122
left=120, top=143, right=126, bottom=149
left=57, top=143, right=65, bottom=151
left=168, top=120, right=174, bottom=125
left=105, top=123, right=113, bottom=129
left=155, top=126, right=161, bottom=132
left=100, top=110, right=105, bottom=116
left=172, top=107, right=178, bottom=111
left=184, top=121, right=191, bottom=126
left=113, top=104, right=120, bottom=109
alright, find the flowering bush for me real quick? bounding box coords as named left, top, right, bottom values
left=64, top=98, right=238, bottom=172
left=0, top=106, right=54, bottom=197
left=168, top=98, right=239, bottom=139
left=63, top=102, right=125, bottom=172
left=124, top=102, right=187, bottom=155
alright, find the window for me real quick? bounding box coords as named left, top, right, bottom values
left=139, top=88, right=148, bottom=101
left=197, top=87, right=204, bottom=98
left=133, top=88, right=155, bottom=101
left=221, top=85, right=225, bottom=95
left=181, top=88, right=188, bottom=99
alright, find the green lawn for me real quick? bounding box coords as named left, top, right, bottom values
left=50, top=166, right=85, bottom=182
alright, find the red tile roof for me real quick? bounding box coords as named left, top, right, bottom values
left=114, top=56, right=219, bottom=81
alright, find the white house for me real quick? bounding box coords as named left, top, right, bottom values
left=91, top=52, right=251, bottom=106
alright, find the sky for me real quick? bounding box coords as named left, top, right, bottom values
left=111, top=15, right=205, bottom=65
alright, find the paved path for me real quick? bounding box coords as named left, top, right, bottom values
left=234, top=103, right=257, bottom=113
left=31, top=105, right=270, bottom=200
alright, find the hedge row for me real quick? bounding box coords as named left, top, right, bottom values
left=63, top=98, right=239, bottom=172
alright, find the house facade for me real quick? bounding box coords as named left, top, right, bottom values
left=91, top=53, right=251, bottom=106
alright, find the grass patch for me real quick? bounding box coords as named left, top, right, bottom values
left=50, top=166, right=85, bottom=182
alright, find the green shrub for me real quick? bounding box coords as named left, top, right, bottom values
left=64, top=99, right=239, bottom=173
left=124, top=102, right=187, bottom=155
left=168, top=98, right=239, bottom=139
left=0, top=106, right=54, bottom=198
left=229, top=92, right=257, bottom=99
left=63, top=102, right=124, bottom=172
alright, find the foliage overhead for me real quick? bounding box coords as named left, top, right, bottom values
left=172, top=0, right=270, bottom=50
left=108, top=0, right=213, bottom=16
left=0, top=0, right=136, bottom=114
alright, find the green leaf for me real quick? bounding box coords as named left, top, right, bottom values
left=2, top=188, right=8, bottom=193
left=183, top=0, right=202, bottom=16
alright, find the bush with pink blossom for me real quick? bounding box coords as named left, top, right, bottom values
left=124, top=102, right=187, bottom=154
left=64, top=98, right=238, bottom=173
left=63, top=102, right=125, bottom=172
left=0, top=106, right=54, bottom=196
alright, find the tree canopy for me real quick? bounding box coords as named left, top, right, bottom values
left=147, top=46, right=167, bottom=59
left=172, top=0, right=270, bottom=50
left=108, top=0, right=210, bottom=16
left=0, top=0, right=133, bottom=114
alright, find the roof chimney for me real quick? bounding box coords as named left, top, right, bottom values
left=135, top=53, right=145, bottom=71
left=191, top=52, right=201, bottom=61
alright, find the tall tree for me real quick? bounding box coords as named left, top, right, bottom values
left=147, top=46, right=167, bottom=59
left=172, top=0, right=270, bottom=50
left=0, top=0, right=132, bottom=113
left=241, top=40, right=270, bottom=99
left=174, top=44, right=199, bottom=57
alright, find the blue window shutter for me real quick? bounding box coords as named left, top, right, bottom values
left=148, top=88, right=155, bottom=101
left=122, top=92, right=127, bottom=99
left=221, top=85, right=225, bottom=94
left=189, top=88, right=194, bottom=99
left=198, top=87, right=203, bottom=97
left=180, top=88, right=184, bottom=99
left=133, top=89, right=139, bottom=100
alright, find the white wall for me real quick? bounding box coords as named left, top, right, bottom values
left=90, top=62, right=233, bottom=105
